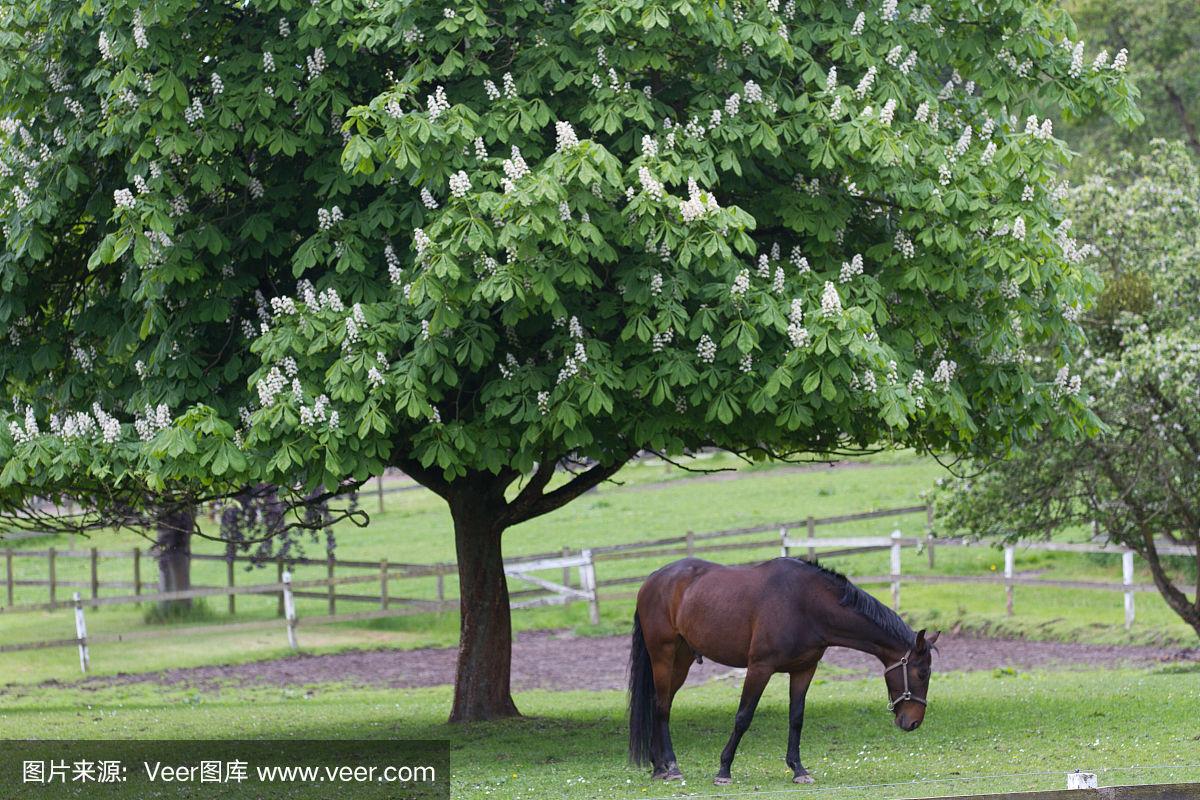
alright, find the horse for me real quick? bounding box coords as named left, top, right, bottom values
left=628, top=556, right=939, bottom=785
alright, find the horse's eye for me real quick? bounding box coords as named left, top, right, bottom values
left=918, top=670, right=930, bottom=680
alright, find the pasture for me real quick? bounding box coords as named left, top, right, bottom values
left=2, top=452, right=1199, bottom=798
left=1, top=666, right=1197, bottom=799
left=1, top=452, right=1196, bottom=686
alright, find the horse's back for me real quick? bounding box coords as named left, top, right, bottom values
left=638, top=558, right=824, bottom=668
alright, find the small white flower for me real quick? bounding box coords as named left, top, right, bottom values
left=449, top=171, right=471, bottom=198
left=555, top=120, right=579, bottom=151
left=820, top=281, right=842, bottom=316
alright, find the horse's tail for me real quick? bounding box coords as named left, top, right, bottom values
left=628, top=611, right=656, bottom=765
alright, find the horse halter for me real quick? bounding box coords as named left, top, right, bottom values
left=883, top=649, right=927, bottom=712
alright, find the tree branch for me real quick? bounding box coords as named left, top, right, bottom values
left=501, top=453, right=635, bottom=527
left=507, top=457, right=558, bottom=516
left=1138, top=525, right=1198, bottom=627
left=395, top=456, right=454, bottom=501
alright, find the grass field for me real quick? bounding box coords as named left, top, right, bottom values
left=1, top=451, right=1197, bottom=684
left=1, top=665, right=1197, bottom=799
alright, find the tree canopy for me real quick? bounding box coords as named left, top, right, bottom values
left=1, top=0, right=1137, bottom=718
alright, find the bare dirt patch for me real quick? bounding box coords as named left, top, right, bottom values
left=59, top=631, right=1197, bottom=694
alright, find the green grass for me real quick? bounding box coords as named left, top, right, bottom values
left=1, top=450, right=1197, bottom=686
left=0, top=667, right=1196, bottom=799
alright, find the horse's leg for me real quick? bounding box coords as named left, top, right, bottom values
left=649, top=639, right=686, bottom=780
left=713, top=664, right=772, bottom=785
left=658, top=640, right=694, bottom=775
left=785, top=667, right=817, bottom=783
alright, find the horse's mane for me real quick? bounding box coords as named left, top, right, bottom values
left=798, top=559, right=916, bottom=646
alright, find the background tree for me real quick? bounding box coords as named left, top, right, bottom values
left=933, top=142, right=1200, bottom=638
left=2, top=0, right=1135, bottom=721
left=0, top=1, right=376, bottom=594
left=1061, top=0, right=1195, bottom=160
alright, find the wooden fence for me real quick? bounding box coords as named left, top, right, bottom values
left=1, top=502, right=1194, bottom=672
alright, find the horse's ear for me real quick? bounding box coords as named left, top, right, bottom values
left=927, top=630, right=941, bottom=646
left=915, top=629, right=927, bottom=650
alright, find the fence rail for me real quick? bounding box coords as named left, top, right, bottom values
left=1, top=502, right=1195, bottom=672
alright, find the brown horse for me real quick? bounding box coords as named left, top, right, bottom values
left=628, top=557, right=939, bottom=785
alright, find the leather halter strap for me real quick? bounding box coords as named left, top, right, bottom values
left=883, top=649, right=927, bottom=712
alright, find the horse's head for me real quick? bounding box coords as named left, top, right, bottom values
left=885, top=628, right=939, bottom=731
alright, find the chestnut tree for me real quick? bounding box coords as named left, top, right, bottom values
left=1, top=0, right=1135, bottom=720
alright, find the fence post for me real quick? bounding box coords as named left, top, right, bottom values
left=133, top=547, right=141, bottom=603
left=1004, top=546, right=1015, bottom=616
left=806, top=516, right=816, bottom=562
left=276, top=558, right=285, bottom=617
left=890, top=530, right=902, bottom=611
left=327, top=553, right=336, bottom=615
left=48, top=547, right=56, bottom=605
left=685, top=531, right=695, bottom=557
left=73, top=591, right=90, bottom=673
left=926, top=533, right=936, bottom=569
left=1067, top=771, right=1097, bottom=790
left=380, top=559, right=389, bottom=610
left=226, top=557, right=236, bottom=615
left=779, top=527, right=789, bottom=558
left=376, top=474, right=385, bottom=513
left=562, top=546, right=572, bottom=588
left=580, top=549, right=600, bottom=625
left=282, top=570, right=298, bottom=649
left=4, top=548, right=12, bottom=607
left=1122, top=551, right=1135, bottom=630
left=90, top=547, right=99, bottom=609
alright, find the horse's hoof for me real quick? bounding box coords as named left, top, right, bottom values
left=793, top=772, right=815, bottom=784
left=713, top=776, right=732, bottom=786
left=663, top=767, right=684, bottom=782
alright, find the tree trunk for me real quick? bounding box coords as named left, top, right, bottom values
left=1138, top=528, right=1200, bottom=638
left=447, top=490, right=519, bottom=722
left=156, top=507, right=195, bottom=613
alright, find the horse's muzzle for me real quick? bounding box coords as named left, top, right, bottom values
left=895, top=715, right=922, bottom=732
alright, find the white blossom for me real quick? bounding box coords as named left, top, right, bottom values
left=820, top=281, right=842, bottom=316
left=427, top=85, right=450, bottom=120
left=1053, top=365, right=1082, bottom=398
left=385, top=244, right=402, bottom=284
left=932, top=359, right=956, bottom=387
left=305, top=48, right=327, bottom=81
left=501, top=146, right=529, bottom=192
left=638, top=166, right=664, bottom=200
left=879, top=99, right=896, bottom=126
left=555, top=120, right=579, bottom=151
left=839, top=253, right=864, bottom=283
left=855, top=67, right=876, bottom=99
left=679, top=177, right=719, bottom=221
left=730, top=269, right=751, bottom=299
left=413, top=228, right=432, bottom=254
left=790, top=247, right=810, bottom=273
left=1012, top=216, right=1026, bottom=241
